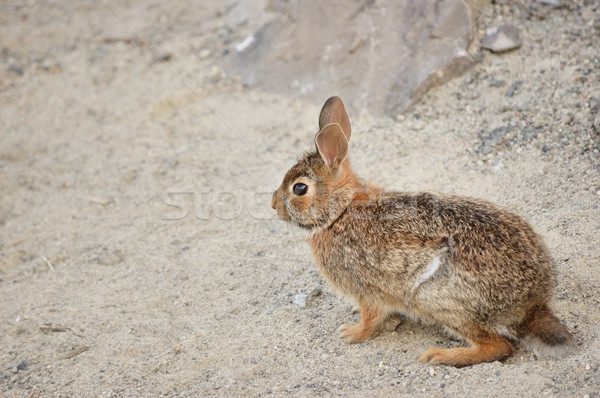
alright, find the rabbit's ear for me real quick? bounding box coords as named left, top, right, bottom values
left=318, top=96, right=351, bottom=142
left=315, top=123, right=349, bottom=169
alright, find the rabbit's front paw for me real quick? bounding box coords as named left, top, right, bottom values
left=337, top=323, right=373, bottom=343
left=337, top=305, right=385, bottom=343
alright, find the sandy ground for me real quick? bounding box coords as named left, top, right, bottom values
left=1, top=1, right=599, bottom=397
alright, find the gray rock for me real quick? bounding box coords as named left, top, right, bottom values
left=225, top=0, right=486, bottom=115
left=593, top=110, right=600, bottom=134
left=481, top=25, right=522, bottom=53
left=292, top=294, right=308, bottom=308
left=505, top=80, right=522, bottom=97
left=522, top=128, right=537, bottom=141
left=536, top=0, right=562, bottom=8
left=489, top=79, right=506, bottom=88
left=561, top=113, right=573, bottom=125
left=8, top=65, right=24, bottom=76
left=589, top=96, right=599, bottom=112
left=477, top=126, right=508, bottom=154
left=16, top=360, right=29, bottom=371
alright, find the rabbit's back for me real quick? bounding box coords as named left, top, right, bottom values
left=309, top=191, right=555, bottom=331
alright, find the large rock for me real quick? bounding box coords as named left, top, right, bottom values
left=225, top=0, right=488, bottom=115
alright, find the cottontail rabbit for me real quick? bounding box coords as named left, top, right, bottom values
left=271, top=96, right=575, bottom=367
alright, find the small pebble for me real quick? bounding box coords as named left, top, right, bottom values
left=536, top=0, right=562, bottom=8
left=505, top=80, right=522, bottom=98
left=8, top=65, right=24, bottom=75
left=593, top=110, right=600, bottom=133
left=292, top=294, right=308, bottom=308
left=561, top=114, right=573, bottom=125
left=481, top=25, right=522, bottom=53
left=16, top=360, right=29, bottom=371
left=156, top=53, right=173, bottom=62
left=235, top=36, right=256, bottom=53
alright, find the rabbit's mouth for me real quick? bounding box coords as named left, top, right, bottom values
left=272, top=190, right=292, bottom=222
left=273, top=198, right=317, bottom=230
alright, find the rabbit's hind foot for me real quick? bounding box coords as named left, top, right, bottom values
left=418, top=329, right=514, bottom=367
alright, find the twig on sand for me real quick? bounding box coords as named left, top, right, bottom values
left=95, top=35, right=142, bottom=45
left=84, top=195, right=116, bottom=206
left=42, top=256, right=54, bottom=271
left=60, top=378, right=75, bottom=388
left=16, top=346, right=88, bottom=381
left=38, top=324, right=85, bottom=338
left=160, top=333, right=203, bottom=357
left=9, top=237, right=26, bottom=247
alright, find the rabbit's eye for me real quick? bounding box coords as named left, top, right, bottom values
left=293, top=183, right=308, bottom=196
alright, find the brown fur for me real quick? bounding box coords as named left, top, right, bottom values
left=338, top=305, right=385, bottom=343
left=518, top=303, right=575, bottom=358
left=272, top=96, right=575, bottom=367
left=419, top=327, right=514, bottom=367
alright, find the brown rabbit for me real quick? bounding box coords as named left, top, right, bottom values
left=271, top=96, right=575, bottom=367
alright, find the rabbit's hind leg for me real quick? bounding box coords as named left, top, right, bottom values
left=418, top=327, right=514, bottom=367
left=337, top=304, right=386, bottom=343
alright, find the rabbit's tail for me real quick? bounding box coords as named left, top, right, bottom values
left=519, top=303, right=576, bottom=358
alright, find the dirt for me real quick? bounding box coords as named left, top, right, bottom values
left=1, top=1, right=599, bottom=397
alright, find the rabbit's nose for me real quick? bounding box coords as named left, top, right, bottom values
left=271, top=192, right=277, bottom=209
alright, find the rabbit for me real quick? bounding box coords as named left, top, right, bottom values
left=271, top=96, right=576, bottom=367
